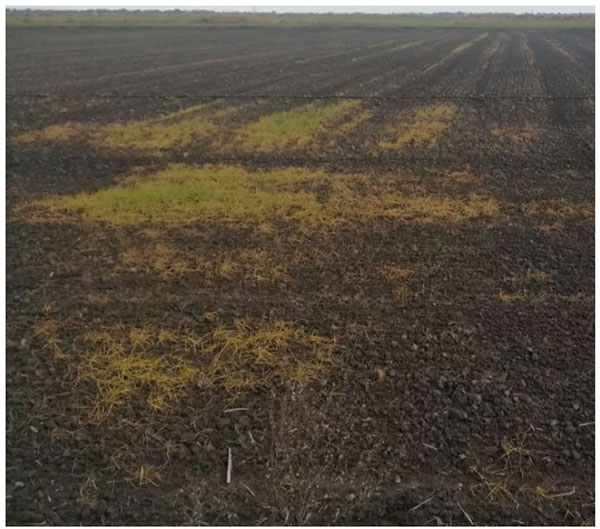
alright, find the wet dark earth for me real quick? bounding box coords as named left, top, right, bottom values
left=6, top=26, right=594, bottom=525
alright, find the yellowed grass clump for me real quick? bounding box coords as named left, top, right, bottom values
left=66, top=320, right=335, bottom=419
left=234, top=100, right=362, bottom=151
left=537, top=223, right=563, bottom=233
left=222, top=249, right=289, bottom=283
left=499, top=267, right=591, bottom=305
left=86, top=292, right=110, bottom=304
left=28, top=163, right=500, bottom=228
left=491, top=124, right=538, bottom=143
left=15, top=123, right=87, bottom=143
left=98, top=117, right=216, bottom=150
left=334, top=108, right=375, bottom=136
left=121, top=242, right=289, bottom=283
left=77, top=476, right=100, bottom=508
left=122, top=244, right=190, bottom=276
left=32, top=318, right=69, bottom=359
left=377, top=265, right=414, bottom=296
left=79, top=343, right=198, bottom=420
left=379, top=103, right=457, bottom=150
left=442, top=169, right=478, bottom=184
left=324, top=106, right=375, bottom=148
left=498, top=291, right=592, bottom=304
left=504, top=270, right=553, bottom=285
left=377, top=265, right=413, bottom=282
left=521, top=199, right=593, bottom=219
left=376, top=193, right=499, bottom=223
left=13, top=103, right=235, bottom=151
left=198, top=319, right=335, bottom=392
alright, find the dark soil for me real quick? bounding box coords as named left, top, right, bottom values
left=6, top=27, right=594, bottom=526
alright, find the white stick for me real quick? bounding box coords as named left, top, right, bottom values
left=226, top=448, right=232, bottom=484
left=409, top=495, right=434, bottom=512
left=458, top=502, right=474, bottom=525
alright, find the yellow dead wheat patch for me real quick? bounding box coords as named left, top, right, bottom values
left=377, top=265, right=413, bottom=282
left=504, top=270, right=553, bottom=285
left=491, top=124, right=539, bottom=143
left=498, top=291, right=592, bottom=304
left=78, top=320, right=334, bottom=419
left=44, top=320, right=335, bottom=420
left=79, top=346, right=199, bottom=420
left=377, top=265, right=414, bottom=297
left=379, top=103, right=457, bottom=150
left=120, top=240, right=289, bottom=283
left=15, top=123, right=87, bottom=143
left=13, top=102, right=235, bottom=152
left=198, top=319, right=335, bottom=392
left=521, top=199, right=593, bottom=219
left=443, top=169, right=478, bottom=184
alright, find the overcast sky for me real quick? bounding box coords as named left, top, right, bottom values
left=9, top=5, right=596, bottom=14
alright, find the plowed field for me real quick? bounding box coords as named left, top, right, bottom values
left=6, top=26, right=595, bottom=525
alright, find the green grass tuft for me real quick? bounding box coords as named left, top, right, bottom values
left=235, top=101, right=361, bottom=151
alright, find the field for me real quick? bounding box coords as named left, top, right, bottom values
left=6, top=24, right=595, bottom=526
left=7, top=10, right=595, bottom=29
